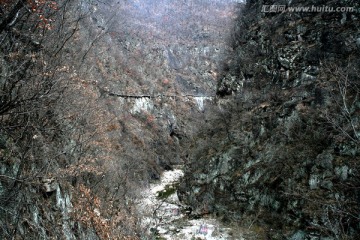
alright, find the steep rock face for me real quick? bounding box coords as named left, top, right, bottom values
left=90, top=0, right=238, bottom=96
left=179, top=0, right=360, bottom=239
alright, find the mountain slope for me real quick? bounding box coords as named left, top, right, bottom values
left=179, top=0, right=360, bottom=239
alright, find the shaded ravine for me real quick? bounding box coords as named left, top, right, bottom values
left=86, top=1, right=250, bottom=238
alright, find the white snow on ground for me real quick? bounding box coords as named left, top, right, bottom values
left=162, top=218, right=239, bottom=240
left=194, top=96, right=212, bottom=111
left=138, top=166, right=245, bottom=240
left=131, top=97, right=153, bottom=114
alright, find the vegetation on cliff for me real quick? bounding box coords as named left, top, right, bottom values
left=1, top=0, right=359, bottom=239
left=0, top=1, right=144, bottom=238
left=180, top=0, right=360, bottom=239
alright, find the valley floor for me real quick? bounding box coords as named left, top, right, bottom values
left=138, top=166, right=248, bottom=240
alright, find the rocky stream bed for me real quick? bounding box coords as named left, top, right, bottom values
left=138, top=166, right=247, bottom=240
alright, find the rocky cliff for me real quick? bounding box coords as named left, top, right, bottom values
left=179, top=0, right=360, bottom=239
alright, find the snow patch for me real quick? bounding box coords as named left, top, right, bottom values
left=194, top=97, right=211, bottom=111
left=131, top=97, right=153, bottom=113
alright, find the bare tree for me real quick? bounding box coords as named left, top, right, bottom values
left=0, top=1, right=115, bottom=238
left=322, top=61, right=360, bottom=144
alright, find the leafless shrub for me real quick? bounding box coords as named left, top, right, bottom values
left=321, top=61, right=360, bottom=145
